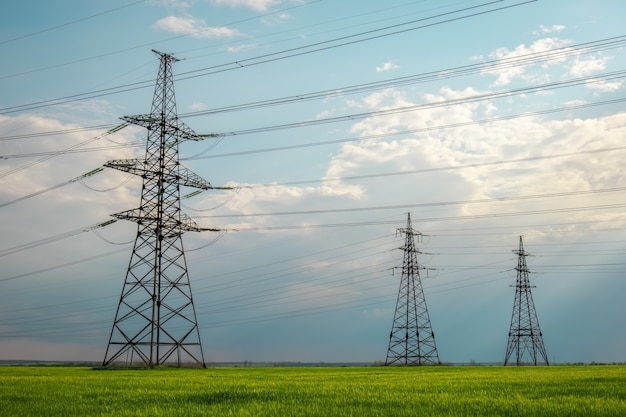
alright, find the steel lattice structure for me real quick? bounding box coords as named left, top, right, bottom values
left=385, top=213, right=440, bottom=365
left=504, top=236, right=549, bottom=366
left=102, top=50, right=211, bottom=367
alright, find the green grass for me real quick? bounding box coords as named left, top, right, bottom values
left=0, top=366, right=625, bottom=416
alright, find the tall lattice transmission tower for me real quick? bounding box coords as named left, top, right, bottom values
left=102, top=50, right=215, bottom=367
left=385, top=213, right=440, bottom=365
left=504, top=236, right=549, bottom=366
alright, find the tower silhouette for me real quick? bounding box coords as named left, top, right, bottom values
left=102, top=50, right=214, bottom=367
left=504, top=236, right=549, bottom=366
left=385, top=213, right=440, bottom=365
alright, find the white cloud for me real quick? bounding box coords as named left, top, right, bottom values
left=148, top=0, right=196, bottom=10
left=189, top=101, right=208, bottom=111
left=533, top=24, right=565, bottom=35
left=362, top=308, right=389, bottom=318
left=567, top=55, right=610, bottom=77
left=153, top=15, right=240, bottom=38
left=210, top=0, right=281, bottom=12
left=226, top=43, right=256, bottom=53
left=376, top=62, right=399, bottom=73
left=586, top=79, right=623, bottom=93
left=482, top=37, right=571, bottom=86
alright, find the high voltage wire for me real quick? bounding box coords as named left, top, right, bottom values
left=3, top=88, right=625, bottom=164
left=219, top=202, right=626, bottom=232
left=246, top=144, right=626, bottom=188
left=1, top=174, right=625, bottom=257
left=2, top=36, right=623, bottom=144
left=0, top=123, right=128, bottom=180
left=194, top=73, right=626, bottom=138
left=0, top=0, right=323, bottom=81
left=1, top=241, right=623, bottom=337
left=178, top=35, right=626, bottom=119
left=185, top=98, right=626, bottom=161
left=1, top=102, right=622, bottom=211
left=175, top=0, right=537, bottom=81
left=2, top=205, right=623, bottom=280
left=3, top=77, right=624, bottom=161
left=195, top=186, right=626, bottom=219
left=0, top=0, right=534, bottom=115
left=0, top=245, right=621, bottom=327
left=0, top=1, right=145, bottom=46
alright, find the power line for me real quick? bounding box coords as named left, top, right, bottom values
left=208, top=202, right=626, bottom=232
left=0, top=1, right=145, bottom=46
left=0, top=0, right=534, bottom=115
left=243, top=144, right=626, bottom=188
left=0, top=123, right=128, bottom=179
left=176, top=0, right=537, bottom=81
left=4, top=89, right=625, bottom=162
left=195, top=186, right=626, bottom=219
left=180, top=35, right=626, bottom=120
left=3, top=35, right=623, bottom=143
left=0, top=0, right=323, bottom=81
left=194, top=73, right=626, bottom=138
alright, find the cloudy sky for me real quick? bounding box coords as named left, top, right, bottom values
left=1, top=0, right=625, bottom=364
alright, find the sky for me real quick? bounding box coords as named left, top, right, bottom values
left=1, top=0, right=625, bottom=365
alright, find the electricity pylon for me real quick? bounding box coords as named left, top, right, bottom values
left=102, top=50, right=215, bottom=367
left=504, top=236, right=549, bottom=366
left=385, top=213, right=440, bottom=365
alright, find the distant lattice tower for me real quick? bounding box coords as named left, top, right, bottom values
left=385, top=213, right=440, bottom=365
left=102, top=50, right=215, bottom=367
left=504, top=236, right=549, bottom=366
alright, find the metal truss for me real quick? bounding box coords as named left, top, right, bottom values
left=102, top=50, right=210, bottom=367
left=385, top=213, right=440, bottom=366
left=504, top=236, right=549, bottom=366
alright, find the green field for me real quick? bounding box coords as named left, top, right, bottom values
left=0, top=365, right=625, bottom=416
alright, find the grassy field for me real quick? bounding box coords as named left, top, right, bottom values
left=0, top=365, right=625, bottom=416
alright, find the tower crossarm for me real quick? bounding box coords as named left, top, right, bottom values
left=121, top=114, right=204, bottom=143
left=111, top=208, right=203, bottom=233
left=176, top=165, right=213, bottom=190
left=104, top=158, right=145, bottom=176
left=104, top=159, right=213, bottom=190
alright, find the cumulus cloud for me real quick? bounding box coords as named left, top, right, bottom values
left=153, top=15, right=240, bottom=38
left=586, top=79, right=623, bottom=93
left=376, top=62, right=399, bottom=73
left=210, top=0, right=281, bottom=12
left=148, top=0, right=196, bottom=10
left=567, top=55, right=610, bottom=77
left=482, top=37, right=571, bottom=86
left=533, top=24, right=565, bottom=35
left=188, top=101, right=208, bottom=111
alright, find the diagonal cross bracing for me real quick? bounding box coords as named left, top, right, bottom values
left=385, top=213, right=440, bottom=365
left=102, top=50, right=210, bottom=367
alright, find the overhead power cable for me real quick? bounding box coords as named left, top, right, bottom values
left=184, top=97, right=626, bottom=161
left=176, top=0, right=537, bottom=81
left=0, top=0, right=534, bottom=115
left=180, top=35, right=626, bottom=119
left=201, top=73, right=626, bottom=138
left=195, top=186, right=626, bottom=219
left=0, top=1, right=144, bottom=46
left=0, top=167, right=105, bottom=209
left=3, top=35, right=623, bottom=144
left=241, top=144, right=626, bottom=188
left=0, top=123, right=127, bottom=179
left=0, top=247, right=129, bottom=283
left=0, top=123, right=120, bottom=142
left=0, top=219, right=118, bottom=258
left=4, top=87, right=625, bottom=162
left=0, top=0, right=322, bottom=81
left=209, top=202, right=626, bottom=232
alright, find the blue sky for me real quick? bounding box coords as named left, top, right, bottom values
left=1, top=0, right=625, bottom=364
